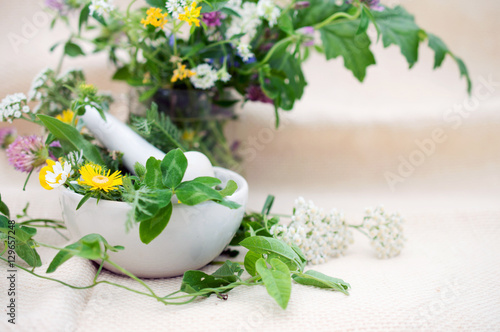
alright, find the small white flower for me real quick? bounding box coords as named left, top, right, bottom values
left=236, top=43, right=255, bottom=62
left=44, top=161, right=72, bottom=189
left=166, top=0, right=188, bottom=19
left=190, top=64, right=219, bottom=90
left=257, top=0, right=280, bottom=27
left=218, top=69, right=231, bottom=83
left=89, top=0, right=114, bottom=16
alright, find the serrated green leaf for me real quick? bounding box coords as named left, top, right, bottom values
left=255, top=258, right=292, bottom=309
left=320, top=21, right=376, bottom=81
left=139, top=203, right=172, bottom=244
left=161, top=149, right=188, bottom=189
left=38, top=115, right=104, bottom=165
left=373, top=6, right=420, bottom=67
left=240, top=236, right=303, bottom=272
left=292, top=270, right=350, bottom=295
left=427, top=33, right=448, bottom=69
left=454, top=56, right=472, bottom=94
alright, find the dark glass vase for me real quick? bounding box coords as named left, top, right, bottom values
left=152, top=89, right=240, bottom=169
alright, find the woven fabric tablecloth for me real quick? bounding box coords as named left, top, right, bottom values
left=1, top=137, right=500, bottom=332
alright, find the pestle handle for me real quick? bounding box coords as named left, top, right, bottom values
left=80, top=107, right=215, bottom=180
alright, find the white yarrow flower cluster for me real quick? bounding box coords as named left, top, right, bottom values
left=190, top=64, right=219, bottom=89
left=256, top=0, right=281, bottom=27
left=166, top=0, right=191, bottom=19
left=270, top=197, right=354, bottom=265
left=218, top=68, right=232, bottom=83
left=236, top=43, right=255, bottom=62
left=28, top=68, right=50, bottom=101
left=89, top=0, right=114, bottom=16
left=0, top=93, right=32, bottom=123
left=226, top=2, right=261, bottom=41
left=362, top=206, right=405, bottom=259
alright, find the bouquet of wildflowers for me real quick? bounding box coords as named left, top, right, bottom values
left=38, top=0, right=471, bottom=166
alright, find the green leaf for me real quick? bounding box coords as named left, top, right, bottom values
left=134, top=189, right=172, bottom=222
left=255, top=258, right=292, bottom=309
left=200, top=0, right=230, bottom=13
left=211, top=260, right=244, bottom=283
left=320, top=21, right=375, bottom=81
left=244, top=251, right=262, bottom=277
left=144, top=157, right=163, bottom=188
left=176, top=181, right=223, bottom=206
left=76, top=192, right=92, bottom=210
left=134, top=162, right=147, bottom=180
left=215, top=199, right=241, bottom=210
left=78, top=4, right=90, bottom=34
left=38, top=115, right=104, bottom=165
left=427, top=33, right=472, bottom=93
left=454, top=56, right=472, bottom=94
left=356, top=6, right=370, bottom=35
left=161, top=149, right=188, bottom=189
left=0, top=194, right=10, bottom=218
left=192, top=176, right=221, bottom=188
left=0, top=216, right=42, bottom=267
left=139, top=203, right=173, bottom=244
left=278, top=13, right=294, bottom=35
left=292, top=270, right=350, bottom=295
left=180, top=270, right=231, bottom=295
left=139, top=86, right=159, bottom=102
left=112, top=66, right=132, bottom=81
left=240, top=236, right=303, bottom=272
left=47, top=234, right=122, bottom=273
left=372, top=6, right=420, bottom=67
left=219, top=180, right=237, bottom=197
left=261, top=195, right=275, bottom=215
left=146, top=0, right=166, bottom=7
left=64, top=41, right=85, bottom=57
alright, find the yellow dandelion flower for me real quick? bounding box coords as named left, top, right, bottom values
left=178, top=2, right=201, bottom=27
left=171, top=63, right=196, bottom=83
left=141, top=7, right=169, bottom=28
left=56, top=110, right=77, bottom=125
left=39, top=159, right=71, bottom=190
left=78, top=163, right=123, bottom=192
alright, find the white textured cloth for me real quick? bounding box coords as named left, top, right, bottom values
left=1, top=143, right=500, bottom=331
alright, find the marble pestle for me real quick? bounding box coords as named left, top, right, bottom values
left=80, top=107, right=215, bottom=181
